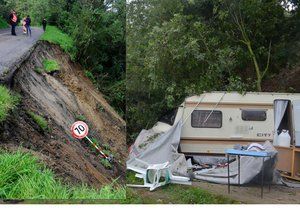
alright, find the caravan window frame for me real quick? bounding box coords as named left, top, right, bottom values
left=191, top=110, right=222, bottom=128
left=241, top=109, right=267, bottom=121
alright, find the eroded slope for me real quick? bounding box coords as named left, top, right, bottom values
left=0, top=41, right=126, bottom=188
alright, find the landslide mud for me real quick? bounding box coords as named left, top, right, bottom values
left=0, top=41, right=126, bottom=188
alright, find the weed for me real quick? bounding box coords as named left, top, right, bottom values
left=126, top=170, right=144, bottom=185
left=88, top=138, right=100, bottom=153
left=75, top=114, right=87, bottom=121
left=100, top=158, right=112, bottom=169
left=96, top=103, right=105, bottom=112
left=86, top=138, right=113, bottom=169
left=85, top=70, right=96, bottom=83
left=0, top=86, right=20, bottom=122
left=27, top=111, right=48, bottom=132
left=102, top=143, right=110, bottom=150
left=43, top=59, right=60, bottom=73
left=34, top=67, right=43, bottom=74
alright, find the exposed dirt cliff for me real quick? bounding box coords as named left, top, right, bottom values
left=0, top=41, right=126, bottom=188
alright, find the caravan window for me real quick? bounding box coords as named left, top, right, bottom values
left=241, top=110, right=267, bottom=121
left=191, top=110, right=222, bottom=128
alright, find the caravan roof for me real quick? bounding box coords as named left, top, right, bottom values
left=185, top=92, right=300, bottom=106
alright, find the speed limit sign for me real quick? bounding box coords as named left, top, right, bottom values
left=71, top=121, right=89, bottom=139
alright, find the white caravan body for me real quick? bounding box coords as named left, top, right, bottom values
left=152, top=92, right=300, bottom=154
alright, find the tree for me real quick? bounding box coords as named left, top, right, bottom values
left=227, top=1, right=272, bottom=91
left=126, top=0, right=300, bottom=144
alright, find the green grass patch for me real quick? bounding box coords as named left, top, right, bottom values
left=126, top=170, right=144, bottom=185
left=40, top=26, right=76, bottom=59
left=27, top=111, right=48, bottom=131
left=125, top=170, right=238, bottom=204
left=87, top=138, right=113, bottom=169
left=0, top=85, right=20, bottom=123
left=0, top=17, right=8, bottom=29
left=100, top=158, right=113, bottom=169
left=164, top=184, right=237, bottom=204
left=124, top=184, right=237, bottom=204
left=34, top=67, right=43, bottom=74
left=0, top=150, right=125, bottom=199
left=42, top=59, right=60, bottom=73
left=75, top=114, right=87, bottom=121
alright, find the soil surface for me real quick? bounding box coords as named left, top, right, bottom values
left=129, top=180, right=300, bottom=204
left=0, top=41, right=126, bottom=188
left=192, top=180, right=300, bottom=204
left=0, top=27, right=43, bottom=80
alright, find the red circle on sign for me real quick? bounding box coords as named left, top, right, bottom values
left=71, top=121, right=89, bottom=139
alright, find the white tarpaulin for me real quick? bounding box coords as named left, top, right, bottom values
left=127, top=119, right=278, bottom=184
left=127, top=120, right=189, bottom=176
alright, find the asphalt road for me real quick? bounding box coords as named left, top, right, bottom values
left=0, top=26, right=43, bottom=78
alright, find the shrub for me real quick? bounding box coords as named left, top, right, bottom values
left=43, top=59, right=60, bottom=73
left=0, top=86, right=19, bottom=122
left=27, top=111, right=48, bottom=131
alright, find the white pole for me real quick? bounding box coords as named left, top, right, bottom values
left=85, top=136, right=108, bottom=159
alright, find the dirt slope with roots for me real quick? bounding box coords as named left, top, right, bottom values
left=0, top=41, right=126, bottom=188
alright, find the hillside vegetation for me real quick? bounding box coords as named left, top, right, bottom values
left=0, top=16, right=8, bottom=29
left=40, top=26, right=75, bottom=59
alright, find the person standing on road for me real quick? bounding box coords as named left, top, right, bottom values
left=22, top=17, right=27, bottom=34
left=25, top=15, right=32, bottom=37
left=9, top=10, right=18, bottom=36
left=42, top=18, right=47, bottom=31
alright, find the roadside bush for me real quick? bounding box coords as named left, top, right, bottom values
left=0, top=85, right=19, bottom=123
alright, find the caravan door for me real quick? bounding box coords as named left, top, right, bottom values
left=292, top=100, right=300, bottom=147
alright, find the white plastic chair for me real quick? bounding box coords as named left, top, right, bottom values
left=127, top=159, right=191, bottom=191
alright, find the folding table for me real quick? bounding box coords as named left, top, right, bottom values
left=225, top=149, right=272, bottom=198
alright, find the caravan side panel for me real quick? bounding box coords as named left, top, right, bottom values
left=180, top=103, right=274, bottom=154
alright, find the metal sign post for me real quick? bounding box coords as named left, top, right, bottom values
left=71, top=121, right=112, bottom=162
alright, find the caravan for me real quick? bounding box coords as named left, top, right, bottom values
left=152, top=92, right=300, bottom=154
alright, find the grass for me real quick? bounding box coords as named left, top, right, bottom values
left=40, top=26, right=76, bottom=59
left=125, top=170, right=237, bottom=204
left=34, top=67, right=43, bottom=74
left=88, top=138, right=113, bottom=169
left=27, top=111, right=48, bottom=131
left=124, top=185, right=237, bottom=204
left=0, top=85, right=20, bottom=123
left=42, top=59, right=60, bottom=73
left=0, top=150, right=125, bottom=200
left=0, top=16, right=8, bottom=29
left=100, top=158, right=113, bottom=169
left=75, top=114, right=87, bottom=121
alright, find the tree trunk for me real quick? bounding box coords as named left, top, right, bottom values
left=246, top=42, right=262, bottom=91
